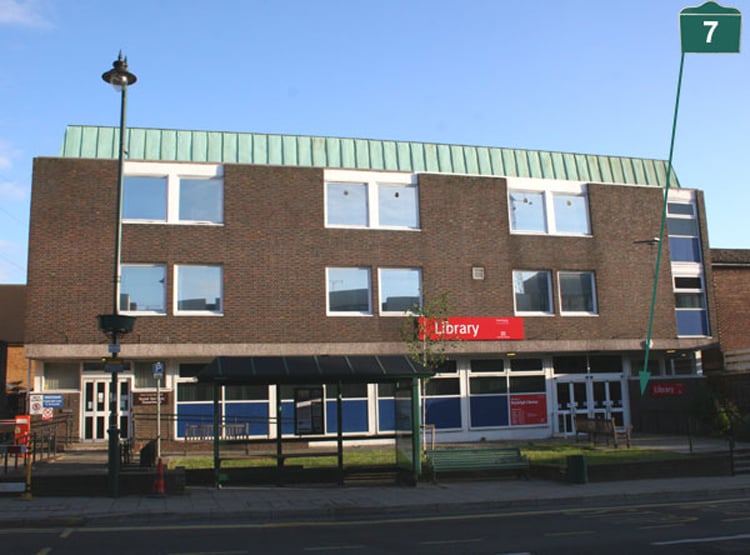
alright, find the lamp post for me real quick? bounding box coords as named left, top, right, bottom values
left=97, top=52, right=137, bottom=498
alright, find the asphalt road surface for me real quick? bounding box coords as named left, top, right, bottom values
left=5, top=493, right=750, bottom=554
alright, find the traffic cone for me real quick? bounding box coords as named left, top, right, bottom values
left=152, top=458, right=166, bottom=496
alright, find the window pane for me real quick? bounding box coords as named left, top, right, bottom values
left=675, top=293, right=705, bottom=308
left=123, top=176, right=166, bottom=220
left=509, top=191, right=545, bottom=232
left=553, top=355, right=587, bottom=374
left=326, top=183, right=368, bottom=226
left=134, top=362, right=159, bottom=388
left=510, top=358, right=543, bottom=372
left=380, top=268, right=421, bottom=313
left=589, top=355, right=622, bottom=373
left=669, top=237, right=701, bottom=262
left=120, top=265, right=166, bottom=313
left=225, top=385, right=268, bottom=401
left=177, top=382, right=214, bottom=402
left=513, top=271, right=551, bottom=313
left=674, top=277, right=702, bottom=289
left=667, top=202, right=694, bottom=216
left=176, top=265, right=223, bottom=312
left=509, top=376, right=545, bottom=393
left=559, top=272, right=596, bottom=313
left=676, top=310, right=708, bottom=336
left=667, top=218, right=698, bottom=236
left=327, top=267, right=371, bottom=313
left=44, top=363, right=79, bottom=390
left=470, top=359, right=504, bottom=373
left=378, top=184, right=418, bottom=228
left=179, top=178, right=223, bottom=223
left=424, top=378, right=460, bottom=396
left=470, top=377, right=507, bottom=394
left=553, top=194, right=589, bottom=234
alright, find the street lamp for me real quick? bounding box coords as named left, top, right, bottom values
left=97, top=51, right=137, bottom=498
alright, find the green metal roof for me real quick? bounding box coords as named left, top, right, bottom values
left=59, top=125, right=679, bottom=188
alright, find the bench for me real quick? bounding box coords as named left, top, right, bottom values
left=425, top=447, right=529, bottom=482
left=574, top=416, right=632, bottom=448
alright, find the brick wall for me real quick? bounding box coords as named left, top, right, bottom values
left=26, top=158, right=690, bottom=349
left=710, top=249, right=750, bottom=352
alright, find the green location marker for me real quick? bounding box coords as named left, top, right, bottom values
left=680, top=2, right=741, bottom=53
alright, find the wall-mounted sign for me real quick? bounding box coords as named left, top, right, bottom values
left=43, top=394, right=64, bottom=408
left=651, top=383, right=686, bottom=397
left=510, top=394, right=548, bottom=425
left=133, top=392, right=169, bottom=406
left=418, top=317, right=524, bottom=341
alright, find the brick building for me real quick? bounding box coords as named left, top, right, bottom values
left=0, top=284, right=27, bottom=417
left=25, top=126, right=716, bottom=444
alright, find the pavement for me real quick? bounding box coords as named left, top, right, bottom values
left=1, top=434, right=749, bottom=528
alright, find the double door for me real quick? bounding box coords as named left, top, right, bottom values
left=554, top=375, right=627, bottom=435
left=82, top=377, right=132, bottom=442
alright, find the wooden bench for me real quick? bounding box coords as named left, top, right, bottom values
left=425, top=447, right=529, bottom=481
left=574, top=416, right=632, bottom=448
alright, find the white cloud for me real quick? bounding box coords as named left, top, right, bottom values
left=0, top=180, right=27, bottom=201
left=0, top=0, right=52, bottom=27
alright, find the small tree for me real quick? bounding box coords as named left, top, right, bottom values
left=401, top=292, right=458, bottom=455
left=401, top=291, right=455, bottom=371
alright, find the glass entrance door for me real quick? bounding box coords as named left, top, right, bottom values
left=82, top=377, right=132, bottom=442
left=554, top=375, right=628, bottom=435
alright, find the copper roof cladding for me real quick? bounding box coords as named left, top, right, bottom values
left=59, top=125, right=680, bottom=188
left=0, top=284, right=26, bottom=343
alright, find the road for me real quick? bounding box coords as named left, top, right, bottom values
left=4, top=494, right=750, bottom=554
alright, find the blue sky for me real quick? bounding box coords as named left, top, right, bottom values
left=0, top=0, right=747, bottom=284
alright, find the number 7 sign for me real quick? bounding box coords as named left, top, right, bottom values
left=680, top=2, right=741, bottom=53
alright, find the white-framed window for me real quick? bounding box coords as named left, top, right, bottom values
left=378, top=268, right=422, bottom=315
left=326, top=267, right=372, bottom=315
left=123, top=161, right=223, bottom=225
left=175, top=264, right=223, bottom=315
left=120, top=264, right=166, bottom=315
left=43, top=362, right=79, bottom=391
left=667, top=201, right=701, bottom=263
left=558, top=271, right=597, bottom=315
left=674, top=274, right=709, bottom=337
left=508, top=179, right=590, bottom=236
left=325, top=169, right=419, bottom=230
left=513, top=270, right=553, bottom=315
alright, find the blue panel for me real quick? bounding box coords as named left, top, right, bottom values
left=669, top=237, right=702, bottom=262
left=378, top=399, right=395, bottom=431
left=176, top=403, right=214, bottom=437
left=425, top=398, right=462, bottom=429
left=470, top=395, right=509, bottom=428
left=676, top=310, right=709, bottom=336
left=325, top=400, right=368, bottom=434
left=281, top=401, right=295, bottom=435
left=225, top=402, right=269, bottom=436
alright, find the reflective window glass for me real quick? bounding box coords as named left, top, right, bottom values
left=327, top=267, right=371, bottom=314
left=179, top=178, right=223, bottom=223
left=123, top=176, right=166, bottom=221
left=378, top=183, right=418, bottom=228
left=120, top=265, right=166, bottom=313
left=509, top=191, right=545, bottom=232
left=326, top=183, right=368, bottom=226
left=553, top=193, right=590, bottom=234
left=513, top=270, right=552, bottom=314
left=176, top=265, right=223, bottom=313
left=379, top=268, right=422, bottom=314
left=559, top=271, right=596, bottom=314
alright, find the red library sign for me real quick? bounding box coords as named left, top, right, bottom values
left=418, top=317, right=524, bottom=341
left=651, top=383, right=686, bottom=397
